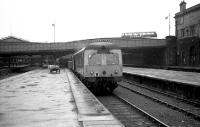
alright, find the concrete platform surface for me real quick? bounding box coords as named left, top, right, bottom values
left=124, top=67, right=200, bottom=87
left=67, top=71, right=124, bottom=127
left=0, top=69, right=124, bottom=127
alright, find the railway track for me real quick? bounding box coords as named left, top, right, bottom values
left=121, top=79, right=200, bottom=121
left=97, top=95, right=169, bottom=127
left=123, top=79, right=200, bottom=107
left=111, top=80, right=200, bottom=126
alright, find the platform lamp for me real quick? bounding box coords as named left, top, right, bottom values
left=165, top=13, right=171, bottom=36
left=52, top=23, right=55, bottom=43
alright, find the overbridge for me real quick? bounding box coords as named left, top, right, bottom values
left=0, top=37, right=166, bottom=56
left=0, top=36, right=167, bottom=68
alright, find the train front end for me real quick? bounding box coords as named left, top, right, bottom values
left=84, top=42, right=123, bottom=92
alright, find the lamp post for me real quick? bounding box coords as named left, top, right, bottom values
left=52, top=23, right=55, bottom=43
left=165, top=13, right=171, bottom=36
left=168, top=13, right=171, bottom=36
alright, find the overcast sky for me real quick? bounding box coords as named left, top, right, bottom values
left=1, top=0, right=199, bottom=42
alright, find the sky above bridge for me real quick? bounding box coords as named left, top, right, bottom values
left=1, top=0, right=199, bottom=42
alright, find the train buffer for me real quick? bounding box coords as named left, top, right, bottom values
left=0, top=69, right=124, bottom=127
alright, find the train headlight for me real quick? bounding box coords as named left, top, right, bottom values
left=90, top=71, right=94, bottom=75
left=114, top=70, right=118, bottom=74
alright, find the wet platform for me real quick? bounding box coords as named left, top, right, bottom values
left=123, top=67, right=200, bottom=87
left=0, top=69, right=124, bottom=127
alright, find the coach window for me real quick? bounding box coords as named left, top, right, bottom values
left=88, top=53, right=102, bottom=65
left=106, top=53, right=119, bottom=65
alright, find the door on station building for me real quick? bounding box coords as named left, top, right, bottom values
left=181, top=49, right=186, bottom=65
left=172, top=47, right=177, bottom=66
left=189, top=46, right=196, bottom=66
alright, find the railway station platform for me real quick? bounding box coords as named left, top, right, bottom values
left=123, top=67, right=200, bottom=87
left=123, top=67, right=200, bottom=99
left=164, top=66, right=200, bottom=73
left=0, top=69, right=124, bottom=127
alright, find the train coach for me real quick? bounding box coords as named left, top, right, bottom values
left=72, top=42, right=123, bottom=93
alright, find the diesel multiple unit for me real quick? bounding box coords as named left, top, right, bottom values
left=72, top=42, right=123, bottom=93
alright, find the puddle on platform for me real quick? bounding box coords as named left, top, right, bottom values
left=28, top=90, right=37, bottom=92
left=27, top=84, right=38, bottom=87
left=72, top=108, right=77, bottom=112
left=47, top=95, right=52, bottom=98
left=7, top=90, right=16, bottom=93
left=32, top=118, right=58, bottom=123
left=17, top=107, right=49, bottom=112
left=20, top=86, right=26, bottom=89
left=40, top=75, right=47, bottom=77
left=3, top=96, right=16, bottom=98
left=69, top=99, right=75, bottom=103
left=0, top=113, right=4, bottom=120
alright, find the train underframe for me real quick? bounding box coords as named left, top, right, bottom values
left=86, top=77, right=119, bottom=93
left=75, top=72, right=120, bottom=94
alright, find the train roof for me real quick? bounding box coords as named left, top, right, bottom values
left=73, top=42, right=119, bottom=56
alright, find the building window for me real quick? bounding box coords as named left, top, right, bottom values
left=181, top=28, right=185, bottom=37
left=180, top=17, right=183, bottom=24
left=186, top=28, right=189, bottom=36
left=190, top=25, right=195, bottom=36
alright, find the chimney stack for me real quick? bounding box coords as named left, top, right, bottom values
left=180, top=1, right=186, bottom=12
